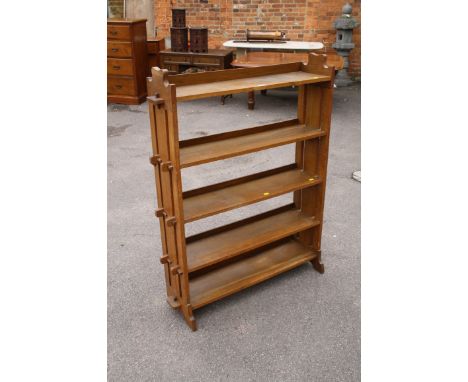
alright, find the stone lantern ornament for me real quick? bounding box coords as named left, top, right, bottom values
left=333, top=3, right=359, bottom=86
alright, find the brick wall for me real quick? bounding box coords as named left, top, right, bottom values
left=155, top=0, right=360, bottom=78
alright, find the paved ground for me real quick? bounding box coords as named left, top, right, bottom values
left=108, top=84, right=360, bottom=382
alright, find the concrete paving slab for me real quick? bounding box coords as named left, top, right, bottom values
left=108, top=85, right=361, bottom=381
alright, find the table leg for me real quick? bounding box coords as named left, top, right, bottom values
left=235, top=48, right=247, bottom=57
left=248, top=91, right=255, bottom=110
left=221, top=94, right=233, bottom=105
left=260, top=89, right=267, bottom=96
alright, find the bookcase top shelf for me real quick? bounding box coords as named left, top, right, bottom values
left=146, top=54, right=334, bottom=103
left=174, top=70, right=329, bottom=101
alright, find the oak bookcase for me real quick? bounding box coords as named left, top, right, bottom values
left=147, top=53, right=335, bottom=331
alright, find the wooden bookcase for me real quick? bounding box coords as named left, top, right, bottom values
left=147, top=53, right=335, bottom=331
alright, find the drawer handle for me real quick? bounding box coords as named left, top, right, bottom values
left=112, top=66, right=121, bottom=70
left=110, top=31, right=118, bottom=35
left=111, top=48, right=119, bottom=52
left=115, top=85, right=123, bottom=89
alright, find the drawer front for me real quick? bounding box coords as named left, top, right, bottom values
left=107, top=58, right=134, bottom=76
left=108, top=77, right=136, bottom=96
left=107, top=24, right=131, bottom=41
left=162, top=54, right=191, bottom=65
left=161, top=63, right=178, bottom=74
left=192, top=56, right=220, bottom=65
left=147, top=42, right=160, bottom=54
left=148, top=56, right=160, bottom=71
left=107, top=42, right=133, bottom=58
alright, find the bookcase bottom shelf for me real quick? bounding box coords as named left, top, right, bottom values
left=189, top=238, right=317, bottom=310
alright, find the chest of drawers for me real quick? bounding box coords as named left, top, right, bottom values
left=107, top=18, right=148, bottom=105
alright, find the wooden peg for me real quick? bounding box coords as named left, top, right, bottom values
left=155, top=208, right=166, bottom=218
left=147, top=96, right=165, bottom=107
left=170, top=265, right=183, bottom=276
left=149, top=155, right=161, bottom=166
left=166, top=216, right=177, bottom=226
left=161, top=161, right=174, bottom=171
left=160, top=254, right=170, bottom=264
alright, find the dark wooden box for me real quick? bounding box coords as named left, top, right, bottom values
left=171, top=27, right=188, bottom=52
left=189, top=27, right=208, bottom=53
left=172, top=8, right=186, bottom=28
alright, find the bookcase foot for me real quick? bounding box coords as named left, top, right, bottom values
left=311, top=251, right=325, bottom=274
left=166, top=295, right=180, bottom=309
left=182, top=304, right=197, bottom=331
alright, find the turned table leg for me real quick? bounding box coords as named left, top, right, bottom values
left=248, top=91, right=255, bottom=110
left=220, top=94, right=233, bottom=105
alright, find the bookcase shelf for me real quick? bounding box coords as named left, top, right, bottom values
left=189, top=238, right=318, bottom=310
left=179, top=119, right=325, bottom=168
left=186, top=204, right=320, bottom=273
left=147, top=53, right=335, bottom=330
left=183, top=164, right=321, bottom=223
left=173, top=68, right=329, bottom=101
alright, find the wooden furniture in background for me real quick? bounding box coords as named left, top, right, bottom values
left=147, top=37, right=165, bottom=75
left=146, top=53, right=335, bottom=331
left=231, top=52, right=344, bottom=110
left=159, top=49, right=233, bottom=74
left=189, top=27, right=208, bottom=53
left=232, top=52, right=344, bottom=68
left=107, top=18, right=148, bottom=105
left=170, top=27, right=189, bottom=52
left=172, top=8, right=186, bottom=27
left=223, top=39, right=324, bottom=57
left=170, top=8, right=188, bottom=52
left=245, top=30, right=287, bottom=42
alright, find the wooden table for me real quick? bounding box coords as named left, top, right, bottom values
left=231, top=52, right=344, bottom=110
left=223, top=40, right=324, bottom=57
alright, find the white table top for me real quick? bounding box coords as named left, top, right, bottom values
left=223, top=40, right=324, bottom=50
